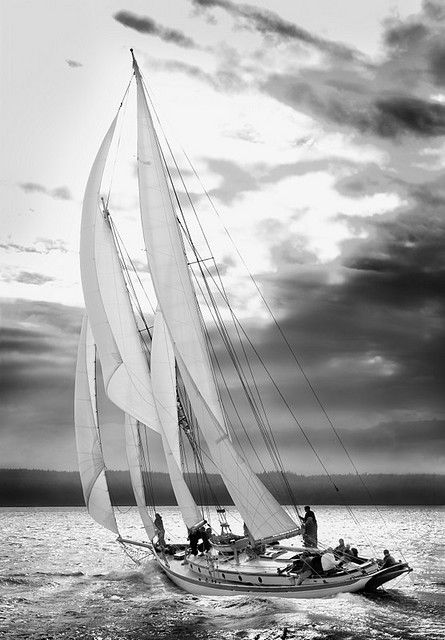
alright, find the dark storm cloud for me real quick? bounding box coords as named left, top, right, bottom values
left=66, top=59, right=83, bottom=68
left=384, top=21, right=429, bottom=49
left=376, top=96, right=445, bottom=136
left=243, top=176, right=445, bottom=427
left=114, top=11, right=197, bottom=48
left=190, top=0, right=360, bottom=60
left=261, top=74, right=445, bottom=139
left=0, top=299, right=84, bottom=469
left=429, top=44, right=445, bottom=86
left=19, top=182, right=72, bottom=200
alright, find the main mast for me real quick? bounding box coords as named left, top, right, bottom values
left=131, top=49, right=299, bottom=543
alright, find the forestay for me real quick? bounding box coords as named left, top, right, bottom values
left=74, top=316, right=119, bottom=534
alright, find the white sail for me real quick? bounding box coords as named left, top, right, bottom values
left=151, top=309, right=181, bottom=467
left=80, top=114, right=160, bottom=434
left=152, top=309, right=203, bottom=530
left=124, top=414, right=156, bottom=539
left=175, top=351, right=298, bottom=542
left=134, top=59, right=298, bottom=541
left=134, top=60, right=225, bottom=430
left=74, top=316, right=119, bottom=535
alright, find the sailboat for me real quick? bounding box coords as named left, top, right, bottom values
left=74, top=51, right=411, bottom=598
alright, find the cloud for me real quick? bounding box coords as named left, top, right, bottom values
left=0, top=242, right=41, bottom=254
left=114, top=11, right=197, bottom=48
left=66, top=59, right=83, bottom=68
left=205, top=158, right=258, bottom=204
left=0, top=238, right=68, bottom=255
left=190, top=0, right=360, bottom=61
left=19, top=182, right=72, bottom=200
left=0, top=299, right=85, bottom=469
left=260, top=74, right=445, bottom=139
left=1, top=271, right=55, bottom=285
left=150, top=57, right=243, bottom=92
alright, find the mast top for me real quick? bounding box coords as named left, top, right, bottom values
left=130, top=48, right=140, bottom=75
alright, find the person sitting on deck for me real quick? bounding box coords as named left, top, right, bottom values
left=320, top=548, right=342, bottom=574
left=291, top=552, right=314, bottom=584
left=334, top=538, right=345, bottom=557
left=342, top=543, right=352, bottom=559
left=379, top=549, right=397, bottom=569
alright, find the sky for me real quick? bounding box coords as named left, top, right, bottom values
left=1, top=0, right=444, bottom=475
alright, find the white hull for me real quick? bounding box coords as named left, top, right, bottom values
left=155, top=555, right=379, bottom=599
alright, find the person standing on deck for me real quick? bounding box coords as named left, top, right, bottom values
left=299, top=506, right=318, bottom=547
left=154, top=513, right=165, bottom=548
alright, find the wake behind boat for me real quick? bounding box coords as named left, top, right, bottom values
left=74, top=50, right=411, bottom=599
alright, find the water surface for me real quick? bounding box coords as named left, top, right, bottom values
left=1, top=506, right=444, bottom=639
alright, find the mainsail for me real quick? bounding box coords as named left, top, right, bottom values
left=133, top=57, right=225, bottom=431
left=74, top=316, right=119, bottom=534
left=133, top=56, right=298, bottom=541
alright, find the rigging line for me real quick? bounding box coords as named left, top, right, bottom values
left=182, top=229, right=300, bottom=513
left=136, top=68, right=383, bottom=553
left=176, top=226, right=376, bottom=544
left=189, top=264, right=299, bottom=512
left=177, top=381, right=217, bottom=513
left=151, top=127, right=301, bottom=511
left=139, top=421, right=158, bottom=519
left=105, top=73, right=134, bottom=208
left=179, top=152, right=401, bottom=554
left=138, top=64, right=368, bottom=501
left=154, top=136, right=301, bottom=515
left=141, top=77, right=274, bottom=441
left=109, top=215, right=156, bottom=316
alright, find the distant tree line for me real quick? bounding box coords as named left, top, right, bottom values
left=0, top=469, right=443, bottom=506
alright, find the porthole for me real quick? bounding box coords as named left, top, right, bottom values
left=238, top=575, right=242, bottom=581
left=198, top=567, right=201, bottom=573
left=258, top=577, right=263, bottom=583
left=222, top=573, right=225, bottom=579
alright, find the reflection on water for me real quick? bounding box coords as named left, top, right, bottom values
left=1, top=506, right=444, bottom=639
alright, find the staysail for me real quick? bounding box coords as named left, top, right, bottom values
left=134, top=56, right=298, bottom=541
left=124, top=414, right=156, bottom=539
left=74, top=316, right=119, bottom=534
left=79, top=113, right=159, bottom=435
left=151, top=308, right=203, bottom=529
left=175, top=351, right=298, bottom=541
